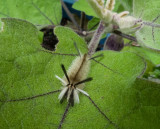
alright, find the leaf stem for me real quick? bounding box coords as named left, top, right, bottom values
left=61, top=0, right=81, bottom=31
left=88, top=21, right=106, bottom=56
left=113, top=30, right=137, bottom=42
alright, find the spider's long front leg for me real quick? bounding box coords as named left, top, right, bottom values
left=0, top=90, right=61, bottom=102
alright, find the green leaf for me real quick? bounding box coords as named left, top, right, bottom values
left=87, top=17, right=100, bottom=30
left=72, top=0, right=97, bottom=17
left=133, top=0, right=160, bottom=51
left=122, top=46, right=160, bottom=79
left=123, top=46, right=160, bottom=65
left=73, top=0, right=133, bottom=18
left=119, top=78, right=160, bottom=129
left=54, top=26, right=88, bottom=54
left=1, top=18, right=159, bottom=129
left=115, top=0, right=133, bottom=13
left=0, top=0, right=62, bottom=25
left=0, top=18, right=88, bottom=129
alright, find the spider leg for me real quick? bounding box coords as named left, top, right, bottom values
left=60, top=88, right=68, bottom=104
left=0, top=90, right=60, bottom=102
left=38, top=49, right=78, bottom=57
left=89, top=53, right=122, bottom=75
left=73, top=42, right=81, bottom=57
left=91, top=58, right=122, bottom=75
left=89, top=53, right=103, bottom=60
left=61, top=64, right=70, bottom=84
left=85, top=95, right=119, bottom=129
left=74, top=77, right=93, bottom=86
left=58, top=101, right=71, bottom=129
left=69, top=90, right=74, bottom=107
left=59, top=87, right=69, bottom=102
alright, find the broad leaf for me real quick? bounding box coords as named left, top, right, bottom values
left=0, top=18, right=87, bottom=129
left=133, top=0, right=160, bottom=51
left=1, top=18, right=159, bottom=129
left=123, top=46, right=160, bottom=65
left=118, top=78, right=160, bottom=129
left=0, top=0, right=62, bottom=25
left=118, top=0, right=133, bottom=13
left=72, top=0, right=97, bottom=17
left=73, top=0, right=133, bottom=18
left=87, top=17, right=100, bottom=30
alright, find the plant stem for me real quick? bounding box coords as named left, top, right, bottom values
left=113, top=30, right=137, bottom=42
left=61, top=0, right=81, bottom=31
left=88, top=21, right=106, bottom=56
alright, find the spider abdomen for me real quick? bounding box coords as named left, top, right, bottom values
left=64, top=54, right=90, bottom=89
